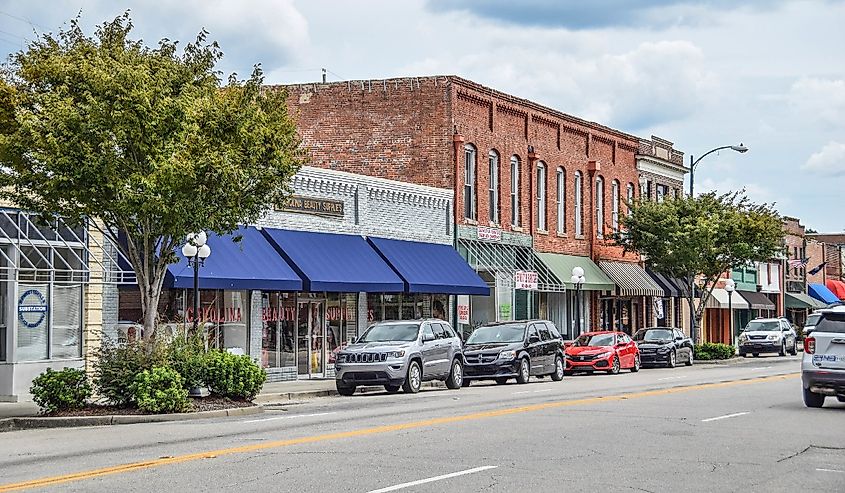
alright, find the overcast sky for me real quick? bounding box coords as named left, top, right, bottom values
left=2, top=0, right=843, bottom=231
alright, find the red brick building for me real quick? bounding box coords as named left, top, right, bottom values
left=281, top=76, right=669, bottom=337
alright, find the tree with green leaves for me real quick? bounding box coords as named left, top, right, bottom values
left=0, top=13, right=303, bottom=338
left=615, top=191, right=783, bottom=341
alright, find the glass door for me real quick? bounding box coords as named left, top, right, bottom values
left=297, top=301, right=326, bottom=378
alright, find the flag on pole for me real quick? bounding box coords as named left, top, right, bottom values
left=787, top=257, right=809, bottom=268
left=809, top=262, right=828, bottom=275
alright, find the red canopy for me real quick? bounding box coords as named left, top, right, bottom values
left=825, top=279, right=845, bottom=300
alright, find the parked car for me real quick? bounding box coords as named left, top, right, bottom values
left=633, top=327, right=694, bottom=368
left=738, top=318, right=798, bottom=357
left=462, top=320, right=565, bottom=386
left=334, top=319, right=463, bottom=395
left=801, top=306, right=845, bottom=408
left=564, top=331, right=640, bottom=375
left=802, top=312, right=822, bottom=338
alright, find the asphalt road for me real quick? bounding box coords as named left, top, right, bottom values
left=2, top=354, right=843, bottom=493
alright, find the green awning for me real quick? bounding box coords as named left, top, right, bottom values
left=535, top=253, right=615, bottom=291
left=785, top=292, right=827, bottom=309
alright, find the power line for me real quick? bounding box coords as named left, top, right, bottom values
left=0, top=10, right=50, bottom=31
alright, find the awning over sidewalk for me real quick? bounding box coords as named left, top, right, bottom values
left=166, top=226, right=303, bottom=291
left=598, top=261, right=663, bottom=297
left=367, top=236, right=489, bottom=296
left=704, top=288, right=750, bottom=309
left=458, top=239, right=566, bottom=292
left=646, top=268, right=681, bottom=297
left=536, top=253, right=615, bottom=291
left=810, top=283, right=840, bottom=304
left=825, top=280, right=845, bottom=301
left=785, top=292, right=827, bottom=309
left=738, top=290, right=776, bottom=311
left=262, top=228, right=404, bottom=293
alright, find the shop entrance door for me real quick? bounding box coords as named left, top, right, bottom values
left=297, top=301, right=326, bottom=378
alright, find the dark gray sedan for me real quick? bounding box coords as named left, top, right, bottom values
left=633, top=327, right=694, bottom=368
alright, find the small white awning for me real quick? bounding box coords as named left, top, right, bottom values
left=705, top=288, right=750, bottom=310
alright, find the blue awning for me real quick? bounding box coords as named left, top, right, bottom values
left=166, top=226, right=303, bottom=291
left=368, top=237, right=490, bottom=296
left=809, top=283, right=839, bottom=304
left=262, top=228, right=404, bottom=292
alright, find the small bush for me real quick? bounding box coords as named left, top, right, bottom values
left=694, top=342, right=735, bottom=361
left=93, top=340, right=166, bottom=407
left=203, top=351, right=267, bottom=400
left=166, top=332, right=207, bottom=390
left=132, top=366, right=189, bottom=413
left=30, top=368, right=92, bottom=414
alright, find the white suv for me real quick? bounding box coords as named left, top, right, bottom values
left=801, top=306, right=845, bottom=408
left=738, top=318, right=798, bottom=357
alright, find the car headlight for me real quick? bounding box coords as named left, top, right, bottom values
left=389, top=350, right=406, bottom=359
left=739, top=334, right=748, bottom=343
left=657, top=346, right=671, bottom=353
left=595, top=352, right=612, bottom=359
left=498, top=350, right=517, bottom=360
left=767, top=335, right=779, bottom=341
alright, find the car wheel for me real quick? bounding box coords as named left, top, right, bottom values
left=384, top=385, right=401, bottom=394
left=789, top=343, right=798, bottom=356
left=551, top=355, right=565, bottom=381
left=631, top=354, right=640, bottom=373
left=336, top=383, right=356, bottom=396
left=837, top=395, right=845, bottom=403
left=667, top=350, right=676, bottom=368
left=495, top=377, right=509, bottom=385
left=516, top=358, right=530, bottom=384
left=402, top=360, right=422, bottom=394
left=752, top=353, right=760, bottom=357
left=686, top=350, right=694, bottom=366
left=608, top=355, right=621, bottom=375
left=740, top=352, right=747, bottom=358
left=803, top=387, right=825, bottom=408
left=445, top=359, right=463, bottom=390
left=462, top=378, right=472, bottom=387
left=779, top=342, right=786, bottom=357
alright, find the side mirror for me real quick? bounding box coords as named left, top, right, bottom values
left=350, top=337, right=357, bottom=344
left=423, top=333, right=436, bottom=343
left=675, top=337, right=683, bottom=341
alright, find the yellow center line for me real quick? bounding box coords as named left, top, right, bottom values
left=0, top=372, right=799, bottom=492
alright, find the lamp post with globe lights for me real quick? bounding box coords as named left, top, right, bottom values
left=570, top=266, right=586, bottom=337
left=182, top=232, right=211, bottom=332
left=724, top=278, right=736, bottom=349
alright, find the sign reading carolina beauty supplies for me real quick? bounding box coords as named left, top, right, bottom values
left=513, top=270, right=538, bottom=290
left=276, top=195, right=344, bottom=217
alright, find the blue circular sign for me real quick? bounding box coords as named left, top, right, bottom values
left=18, top=289, right=48, bottom=329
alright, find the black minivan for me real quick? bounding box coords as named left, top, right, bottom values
left=462, top=320, right=565, bottom=386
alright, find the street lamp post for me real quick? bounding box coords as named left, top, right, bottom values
left=725, top=278, right=736, bottom=349
left=181, top=232, right=211, bottom=332
left=687, top=143, right=748, bottom=344
left=570, top=266, right=586, bottom=337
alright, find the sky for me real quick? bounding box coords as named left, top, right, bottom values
left=1, top=0, right=843, bottom=231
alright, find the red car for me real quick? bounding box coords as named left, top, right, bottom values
left=564, top=331, right=640, bottom=375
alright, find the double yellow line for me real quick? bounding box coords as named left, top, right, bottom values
left=0, top=372, right=798, bottom=492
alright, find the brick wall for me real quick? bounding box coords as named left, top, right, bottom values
left=783, top=217, right=806, bottom=289
left=807, top=239, right=825, bottom=284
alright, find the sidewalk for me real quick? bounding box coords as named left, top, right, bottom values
left=0, top=401, right=40, bottom=419
left=255, top=379, right=444, bottom=405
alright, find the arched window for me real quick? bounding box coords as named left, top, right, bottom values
left=574, top=171, right=583, bottom=236
left=556, top=167, right=566, bottom=234
left=463, top=144, right=477, bottom=220
left=596, top=176, right=605, bottom=239
left=626, top=183, right=635, bottom=217
left=488, top=150, right=500, bottom=224
left=537, top=161, right=547, bottom=231
left=612, top=180, right=620, bottom=233
left=511, top=155, right=521, bottom=227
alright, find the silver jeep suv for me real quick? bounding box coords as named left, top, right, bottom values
left=802, top=306, right=845, bottom=408
left=334, top=319, right=464, bottom=396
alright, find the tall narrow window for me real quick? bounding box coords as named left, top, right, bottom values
left=488, top=150, right=499, bottom=224
left=612, top=180, right=620, bottom=233
left=574, top=171, right=583, bottom=236
left=596, top=176, right=605, bottom=239
left=537, top=162, right=547, bottom=231
left=511, top=155, right=521, bottom=227
left=556, top=167, right=566, bottom=234
left=464, top=144, right=477, bottom=220
left=626, top=183, right=635, bottom=217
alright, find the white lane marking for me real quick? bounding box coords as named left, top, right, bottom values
left=817, top=468, right=845, bottom=474
left=751, top=366, right=772, bottom=371
left=701, top=412, right=749, bottom=423
left=658, top=375, right=687, bottom=381
left=512, top=389, right=555, bottom=395
left=365, top=466, right=498, bottom=493
left=242, top=412, right=336, bottom=423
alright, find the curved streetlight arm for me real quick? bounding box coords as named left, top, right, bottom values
left=690, top=145, right=733, bottom=171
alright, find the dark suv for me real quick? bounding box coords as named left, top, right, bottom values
left=462, top=320, right=565, bottom=385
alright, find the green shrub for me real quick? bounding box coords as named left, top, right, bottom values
left=166, top=332, right=207, bottom=390
left=30, top=368, right=92, bottom=414
left=93, top=340, right=166, bottom=407
left=694, top=342, right=735, bottom=361
left=203, top=351, right=267, bottom=400
left=132, top=366, right=189, bottom=413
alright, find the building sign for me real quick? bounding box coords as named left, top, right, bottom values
left=457, top=295, right=470, bottom=324
left=186, top=306, right=243, bottom=323
left=276, top=195, right=344, bottom=217
left=477, top=226, right=502, bottom=242
left=18, top=288, right=48, bottom=329
left=654, top=298, right=665, bottom=320
left=513, top=271, right=538, bottom=290
left=498, top=303, right=512, bottom=321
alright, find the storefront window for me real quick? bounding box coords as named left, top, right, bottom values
left=184, top=289, right=250, bottom=354
left=51, top=284, right=83, bottom=359
left=368, top=294, right=442, bottom=325
left=16, top=283, right=50, bottom=361
left=0, top=280, right=6, bottom=361
left=261, top=292, right=296, bottom=368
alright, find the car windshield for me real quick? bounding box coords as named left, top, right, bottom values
left=574, top=334, right=615, bottom=347
left=805, top=313, right=821, bottom=327
left=634, top=329, right=673, bottom=342
left=743, top=321, right=780, bottom=332
left=357, top=323, right=420, bottom=342
left=466, top=324, right=525, bottom=344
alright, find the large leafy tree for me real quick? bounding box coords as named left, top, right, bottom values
left=0, top=14, right=302, bottom=338
left=615, top=191, right=783, bottom=341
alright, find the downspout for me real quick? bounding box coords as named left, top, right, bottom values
left=453, top=129, right=465, bottom=332
left=587, top=159, right=600, bottom=329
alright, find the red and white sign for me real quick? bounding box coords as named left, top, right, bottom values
left=513, top=270, right=539, bottom=290
left=477, top=226, right=502, bottom=242
left=457, top=295, right=470, bottom=324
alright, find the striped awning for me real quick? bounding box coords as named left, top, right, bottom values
left=598, top=261, right=664, bottom=297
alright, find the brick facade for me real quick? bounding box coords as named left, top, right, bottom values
left=783, top=217, right=806, bottom=293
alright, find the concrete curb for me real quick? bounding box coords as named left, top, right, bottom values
left=0, top=405, right=263, bottom=433
left=257, top=381, right=446, bottom=404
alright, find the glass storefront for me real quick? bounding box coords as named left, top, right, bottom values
left=366, top=293, right=448, bottom=324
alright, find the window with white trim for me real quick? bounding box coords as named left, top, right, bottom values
left=596, top=176, right=605, bottom=239
left=626, top=183, right=635, bottom=217
left=488, top=150, right=499, bottom=224
left=537, top=161, right=547, bottom=231
left=574, top=171, right=583, bottom=236
left=612, top=180, right=620, bottom=233
left=463, top=144, right=477, bottom=220
left=511, top=155, right=521, bottom=227
left=556, top=167, right=566, bottom=234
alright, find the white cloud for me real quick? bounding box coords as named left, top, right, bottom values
left=803, top=141, right=845, bottom=176
left=697, top=177, right=779, bottom=206
left=787, top=78, right=845, bottom=127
